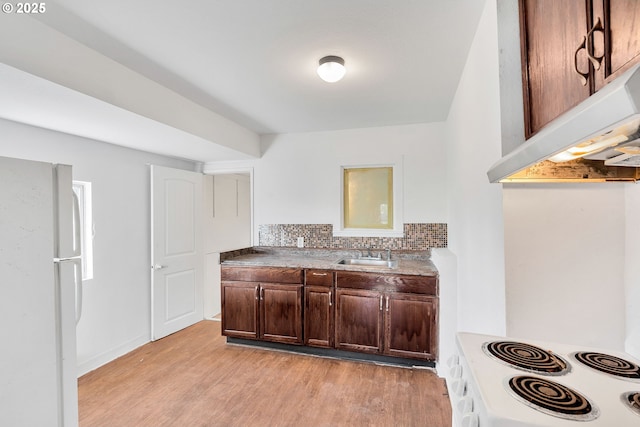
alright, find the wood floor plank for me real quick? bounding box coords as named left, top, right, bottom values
left=78, top=320, right=452, bottom=427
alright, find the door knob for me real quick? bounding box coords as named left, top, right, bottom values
left=152, top=264, right=167, bottom=270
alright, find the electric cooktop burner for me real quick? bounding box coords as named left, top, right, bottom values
left=482, top=341, right=571, bottom=375
left=572, top=351, right=640, bottom=382
left=506, top=375, right=600, bottom=421
left=621, top=392, right=640, bottom=417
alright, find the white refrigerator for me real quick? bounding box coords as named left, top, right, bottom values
left=0, top=155, right=82, bottom=426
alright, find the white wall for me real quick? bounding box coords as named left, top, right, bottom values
left=503, top=184, right=627, bottom=348
left=0, top=118, right=199, bottom=375
left=208, top=123, right=449, bottom=240
left=625, top=184, right=640, bottom=358
left=444, top=0, right=506, bottom=335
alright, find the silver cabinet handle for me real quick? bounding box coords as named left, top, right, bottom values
left=379, top=295, right=383, bottom=311
left=255, top=286, right=259, bottom=300
left=386, top=295, right=389, bottom=312
left=328, top=291, right=332, bottom=307
left=311, top=272, right=327, bottom=276
left=260, top=287, right=264, bottom=300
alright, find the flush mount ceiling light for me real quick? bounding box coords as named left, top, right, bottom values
left=317, top=55, right=346, bottom=83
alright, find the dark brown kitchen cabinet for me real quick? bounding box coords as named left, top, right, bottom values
left=221, top=265, right=438, bottom=362
left=221, top=266, right=303, bottom=345
left=384, top=293, right=438, bottom=360
left=304, top=269, right=334, bottom=348
left=335, top=271, right=438, bottom=361
left=221, top=281, right=259, bottom=339
left=592, top=0, right=640, bottom=90
left=335, top=288, right=383, bottom=354
left=520, top=0, right=640, bottom=138
left=520, top=0, right=591, bottom=138
left=260, top=283, right=303, bottom=344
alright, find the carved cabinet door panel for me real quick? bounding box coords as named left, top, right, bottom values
left=593, top=0, right=640, bottom=90
left=221, top=282, right=259, bottom=339
left=304, top=286, right=334, bottom=348
left=260, top=284, right=303, bottom=345
left=383, top=293, right=438, bottom=360
left=335, top=289, right=383, bottom=354
left=520, top=0, right=592, bottom=137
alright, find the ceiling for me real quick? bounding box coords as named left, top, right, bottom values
left=1, top=0, right=485, bottom=161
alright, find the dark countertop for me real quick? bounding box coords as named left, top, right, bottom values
left=220, top=247, right=438, bottom=277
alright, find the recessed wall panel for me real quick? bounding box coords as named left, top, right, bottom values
left=164, top=179, right=195, bottom=256
left=164, top=269, right=196, bottom=322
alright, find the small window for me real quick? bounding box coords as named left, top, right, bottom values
left=343, top=166, right=393, bottom=230
left=73, top=181, right=93, bottom=280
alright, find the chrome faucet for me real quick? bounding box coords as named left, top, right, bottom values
left=386, top=248, right=391, bottom=261
left=364, top=247, right=382, bottom=259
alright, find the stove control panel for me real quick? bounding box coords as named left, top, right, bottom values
left=447, top=353, right=478, bottom=427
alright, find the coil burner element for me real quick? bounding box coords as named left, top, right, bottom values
left=506, top=375, right=599, bottom=421
left=621, top=392, right=640, bottom=417
left=482, top=341, right=571, bottom=375
left=572, top=352, right=640, bottom=382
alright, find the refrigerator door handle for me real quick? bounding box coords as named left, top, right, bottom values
left=70, top=192, right=84, bottom=324
left=54, top=257, right=83, bottom=324
left=74, top=258, right=83, bottom=324
left=71, top=191, right=82, bottom=257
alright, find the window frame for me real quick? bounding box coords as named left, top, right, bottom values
left=334, top=163, right=404, bottom=238
left=72, top=181, right=94, bottom=281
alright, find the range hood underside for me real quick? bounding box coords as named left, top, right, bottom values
left=502, top=158, right=640, bottom=183
left=489, top=64, right=640, bottom=183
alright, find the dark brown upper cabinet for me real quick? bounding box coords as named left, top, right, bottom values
left=520, top=0, right=640, bottom=138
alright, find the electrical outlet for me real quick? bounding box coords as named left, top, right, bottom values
left=297, top=237, right=304, bottom=248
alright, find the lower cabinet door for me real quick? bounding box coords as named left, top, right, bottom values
left=383, top=293, right=438, bottom=360
left=221, top=282, right=259, bottom=339
left=260, top=284, right=303, bottom=344
left=335, top=289, right=382, bottom=354
left=304, top=286, right=334, bottom=348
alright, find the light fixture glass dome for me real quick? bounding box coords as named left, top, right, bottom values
left=317, top=55, right=346, bottom=83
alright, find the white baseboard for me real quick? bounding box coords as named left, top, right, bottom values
left=77, top=333, right=149, bottom=377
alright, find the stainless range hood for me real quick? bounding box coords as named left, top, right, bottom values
left=488, top=64, right=640, bottom=183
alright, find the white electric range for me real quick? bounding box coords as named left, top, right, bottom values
left=448, top=332, right=640, bottom=426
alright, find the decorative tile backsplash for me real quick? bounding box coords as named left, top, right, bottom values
left=258, top=223, right=447, bottom=250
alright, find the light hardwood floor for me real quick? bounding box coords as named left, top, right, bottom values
left=78, top=320, right=452, bottom=427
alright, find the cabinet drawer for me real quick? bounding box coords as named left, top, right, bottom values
left=336, top=271, right=437, bottom=296
left=305, top=269, right=334, bottom=286
left=221, top=266, right=303, bottom=284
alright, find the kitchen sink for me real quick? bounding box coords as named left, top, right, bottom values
left=337, top=258, right=398, bottom=268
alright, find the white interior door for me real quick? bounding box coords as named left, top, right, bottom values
left=151, top=165, right=203, bottom=340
